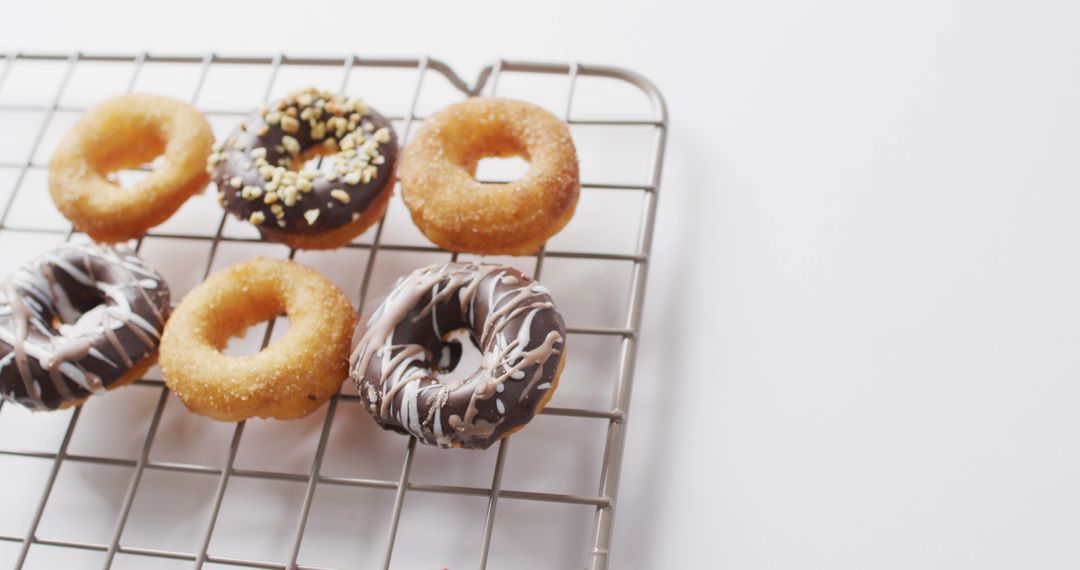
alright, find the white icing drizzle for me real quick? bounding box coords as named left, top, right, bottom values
left=350, top=262, right=565, bottom=448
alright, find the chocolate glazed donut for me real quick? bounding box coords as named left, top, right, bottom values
left=350, top=262, right=567, bottom=449
left=208, top=87, right=398, bottom=250
left=0, top=244, right=169, bottom=410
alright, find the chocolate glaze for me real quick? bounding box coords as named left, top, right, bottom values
left=350, top=262, right=566, bottom=450
left=209, top=87, right=398, bottom=241
left=0, top=244, right=170, bottom=410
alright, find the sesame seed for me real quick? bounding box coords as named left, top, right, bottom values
left=304, top=209, right=320, bottom=225
left=330, top=189, right=351, bottom=204
left=250, top=211, right=266, bottom=225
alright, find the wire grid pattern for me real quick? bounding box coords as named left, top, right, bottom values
left=0, top=52, right=667, bottom=570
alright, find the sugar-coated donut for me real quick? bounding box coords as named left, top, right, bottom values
left=399, top=97, right=579, bottom=255
left=350, top=262, right=567, bottom=449
left=160, top=258, right=357, bottom=421
left=0, top=243, right=170, bottom=410
left=49, top=94, right=214, bottom=242
left=209, top=87, right=398, bottom=250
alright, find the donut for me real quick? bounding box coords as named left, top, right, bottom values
left=399, top=97, right=579, bottom=255
left=0, top=243, right=170, bottom=410
left=350, top=262, right=567, bottom=449
left=49, top=94, right=214, bottom=243
left=209, top=87, right=399, bottom=250
left=160, top=258, right=357, bottom=421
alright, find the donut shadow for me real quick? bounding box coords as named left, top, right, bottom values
left=614, top=131, right=706, bottom=568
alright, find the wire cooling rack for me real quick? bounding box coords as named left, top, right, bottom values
left=0, top=52, right=666, bottom=570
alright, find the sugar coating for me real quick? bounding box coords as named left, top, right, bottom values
left=398, top=97, right=580, bottom=255
left=159, top=258, right=358, bottom=421
left=48, top=94, right=214, bottom=243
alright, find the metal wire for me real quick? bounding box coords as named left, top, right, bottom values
left=0, top=51, right=668, bottom=570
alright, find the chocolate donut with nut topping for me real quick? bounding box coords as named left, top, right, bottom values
left=350, top=262, right=567, bottom=449
left=208, top=87, right=398, bottom=250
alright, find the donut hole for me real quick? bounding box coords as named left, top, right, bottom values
left=288, top=144, right=356, bottom=178
left=220, top=310, right=291, bottom=357
left=474, top=155, right=531, bottom=183
left=205, top=284, right=291, bottom=357
left=93, top=122, right=168, bottom=189
left=49, top=284, right=113, bottom=334
left=433, top=328, right=483, bottom=384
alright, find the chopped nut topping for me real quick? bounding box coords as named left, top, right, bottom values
left=282, top=135, right=301, bottom=155
left=373, top=127, right=391, bottom=144
left=280, top=115, right=300, bottom=134
left=229, top=176, right=243, bottom=189
left=343, top=171, right=361, bottom=185
left=250, top=147, right=267, bottom=160
left=241, top=185, right=264, bottom=201
left=282, top=186, right=298, bottom=207
left=264, top=192, right=280, bottom=204
left=304, top=209, right=320, bottom=225
left=330, top=189, right=351, bottom=204
left=257, top=124, right=270, bottom=136
left=266, top=112, right=282, bottom=126
left=249, top=211, right=266, bottom=225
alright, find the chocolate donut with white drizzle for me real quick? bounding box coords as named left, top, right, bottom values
left=0, top=243, right=169, bottom=410
left=350, top=262, right=567, bottom=449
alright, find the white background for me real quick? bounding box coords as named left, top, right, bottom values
left=4, top=1, right=1080, bottom=568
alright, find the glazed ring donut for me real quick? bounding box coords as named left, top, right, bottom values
left=0, top=243, right=170, bottom=410
left=350, top=262, right=567, bottom=449
left=209, top=87, right=398, bottom=250
left=49, top=94, right=214, bottom=242
left=399, top=97, right=579, bottom=255
left=160, top=258, right=357, bottom=421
